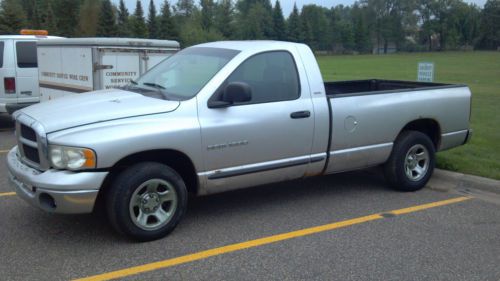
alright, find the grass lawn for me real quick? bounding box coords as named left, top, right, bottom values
left=317, top=52, right=500, bottom=180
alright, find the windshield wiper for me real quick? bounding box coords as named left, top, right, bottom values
left=143, top=82, right=166, bottom=90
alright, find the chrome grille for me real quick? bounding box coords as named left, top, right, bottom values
left=15, top=113, right=49, bottom=171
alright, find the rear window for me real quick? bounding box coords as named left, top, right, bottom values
left=0, top=41, right=4, bottom=68
left=16, top=41, right=37, bottom=68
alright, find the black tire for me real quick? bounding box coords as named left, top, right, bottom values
left=384, top=131, right=436, bottom=192
left=106, top=162, right=188, bottom=241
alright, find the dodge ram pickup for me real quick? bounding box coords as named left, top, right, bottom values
left=7, top=41, right=472, bottom=241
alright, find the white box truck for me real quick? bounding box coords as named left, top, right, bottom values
left=37, top=38, right=179, bottom=101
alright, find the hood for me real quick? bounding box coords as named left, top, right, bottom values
left=16, top=89, right=180, bottom=133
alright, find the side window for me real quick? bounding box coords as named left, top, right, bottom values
left=16, top=41, right=37, bottom=68
left=0, top=41, right=4, bottom=68
left=225, top=51, right=300, bottom=104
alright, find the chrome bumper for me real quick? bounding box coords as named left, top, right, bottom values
left=6, top=147, right=108, bottom=214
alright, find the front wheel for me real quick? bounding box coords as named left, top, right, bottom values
left=384, top=131, right=436, bottom=192
left=106, top=162, right=188, bottom=241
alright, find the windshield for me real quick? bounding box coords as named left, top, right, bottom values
left=131, top=47, right=240, bottom=101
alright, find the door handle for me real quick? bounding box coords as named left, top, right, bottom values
left=290, top=110, right=311, bottom=119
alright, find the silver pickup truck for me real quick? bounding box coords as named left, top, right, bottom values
left=7, top=41, right=472, bottom=241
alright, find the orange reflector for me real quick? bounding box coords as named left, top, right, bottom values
left=83, top=149, right=96, bottom=168
left=20, top=29, right=48, bottom=36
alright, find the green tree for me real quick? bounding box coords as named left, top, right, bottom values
left=200, top=0, right=214, bottom=31
left=300, top=5, right=329, bottom=50
left=43, top=0, right=57, bottom=34
left=0, top=0, right=27, bottom=34
left=131, top=0, right=148, bottom=38
left=286, top=3, right=301, bottom=42
left=117, top=0, right=130, bottom=36
left=78, top=0, right=100, bottom=36
left=272, top=0, right=286, bottom=40
left=214, top=0, right=234, bottom=38
left=147, top=0, right=159, bottom=38
left=176, top=0, right=195, bottom=17
left=55, top=0, right=80, bottom=37
left=352, top=5, right=371, bottom=53
left=97, top=0, right=118, bottom=37
left=158, top=0, right=178, bottom=40
left=238, top=2, right=272, bottom=39
left=340, top=21, right=355, bottom=51
left=179, top=18, right=224, bottom=46
left=478, top=0, right=500, bottom=49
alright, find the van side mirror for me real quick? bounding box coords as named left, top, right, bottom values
left=208, top=82, right=252, bottom=108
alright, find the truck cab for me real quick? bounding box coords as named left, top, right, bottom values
left=0, top=31, right=61, bottom=114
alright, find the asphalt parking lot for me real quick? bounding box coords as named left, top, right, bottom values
left=1, top=113, right=500, bottom=281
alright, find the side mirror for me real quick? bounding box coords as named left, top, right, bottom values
left=208, top=82, right=252, bottom=108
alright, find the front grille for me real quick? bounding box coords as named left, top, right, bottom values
left=15, top=115, right=47, bottom=170
left=20, top=124, right=37, bottom=142
left=22, top=144, right=40, bottom=163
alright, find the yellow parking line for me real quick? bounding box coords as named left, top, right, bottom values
left=0, top=192, right=15, bottom=197
left=73, top=196, right=471, bottom=281
left=0, top=150, right=9, bottom=154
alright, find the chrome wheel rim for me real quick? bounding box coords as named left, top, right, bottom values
left=129, top=179, right=178, bottom=231
left=404, top=144, right=429, bottom=182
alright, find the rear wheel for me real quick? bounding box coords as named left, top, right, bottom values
left=384, top=131, right=435, bottom=191
left=106, top=162, right=188, bottom=241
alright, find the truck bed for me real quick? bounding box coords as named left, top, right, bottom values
left=325, top=79, right=461, bottom=97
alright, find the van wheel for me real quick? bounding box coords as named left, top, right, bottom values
left=384, top=131, right=435, bottom=192
left=107, top=162, right=187, bottom=241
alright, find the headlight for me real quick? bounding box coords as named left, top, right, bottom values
left=49, top=145, right=96, bottom=170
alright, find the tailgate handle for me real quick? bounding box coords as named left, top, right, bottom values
left=290, top=111, right=311, bottom=119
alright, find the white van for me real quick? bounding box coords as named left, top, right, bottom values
left=37, top=38, right=180, bottom=101
left=0, top=32, right=60, bottom=114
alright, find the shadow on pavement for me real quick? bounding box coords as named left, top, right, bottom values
left=7, top=167, right=389, bottom=244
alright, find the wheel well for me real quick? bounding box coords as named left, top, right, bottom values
left=400, top=119, right=441, bottom=149
left=96, top=150, right=199, bottom=210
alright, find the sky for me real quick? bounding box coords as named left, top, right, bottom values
left=117, top=0, right=487, bottom=17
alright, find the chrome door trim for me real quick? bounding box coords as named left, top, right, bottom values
left=199, top=153, right=326, bottom=180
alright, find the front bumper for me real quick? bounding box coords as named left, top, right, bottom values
left=6, top=147, right=108, bottom=214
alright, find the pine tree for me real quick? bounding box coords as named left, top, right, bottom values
left=272, top=0, right=286, bottom=40
left=286, top=3, right=301, bottom=42
left=43, top=0, right=57, bottom=34
left=0, top=0, right=27, bottom=34
left=117, top=0, right=130, bottom=36
left=78, top=0, right=100, bottom=36
left=55, top=0, right=80, bottom=37
left=147, top=0, right=158, bottom=38
left=131, top=0, right=148, bottom=38
left=31, top=0, right=43, bottom=29
left=200, top=0, right=214, bottom=31
left=214, top=0, right=234, bottom=38
left=176, top=0, right=195, bottom=17
left=158, top=0, right=178, bottom=40
left=353, top=10, right=371, bottom=53
left=97, top=0, right=118, bottom=37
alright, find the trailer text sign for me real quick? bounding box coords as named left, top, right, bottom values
left=417, top=62, right=434, bottom=82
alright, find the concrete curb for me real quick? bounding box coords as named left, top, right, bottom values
left=428, top=169, right=500, bottom=195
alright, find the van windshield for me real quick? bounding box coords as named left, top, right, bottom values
left=131, top=47, right=240, bottom=101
